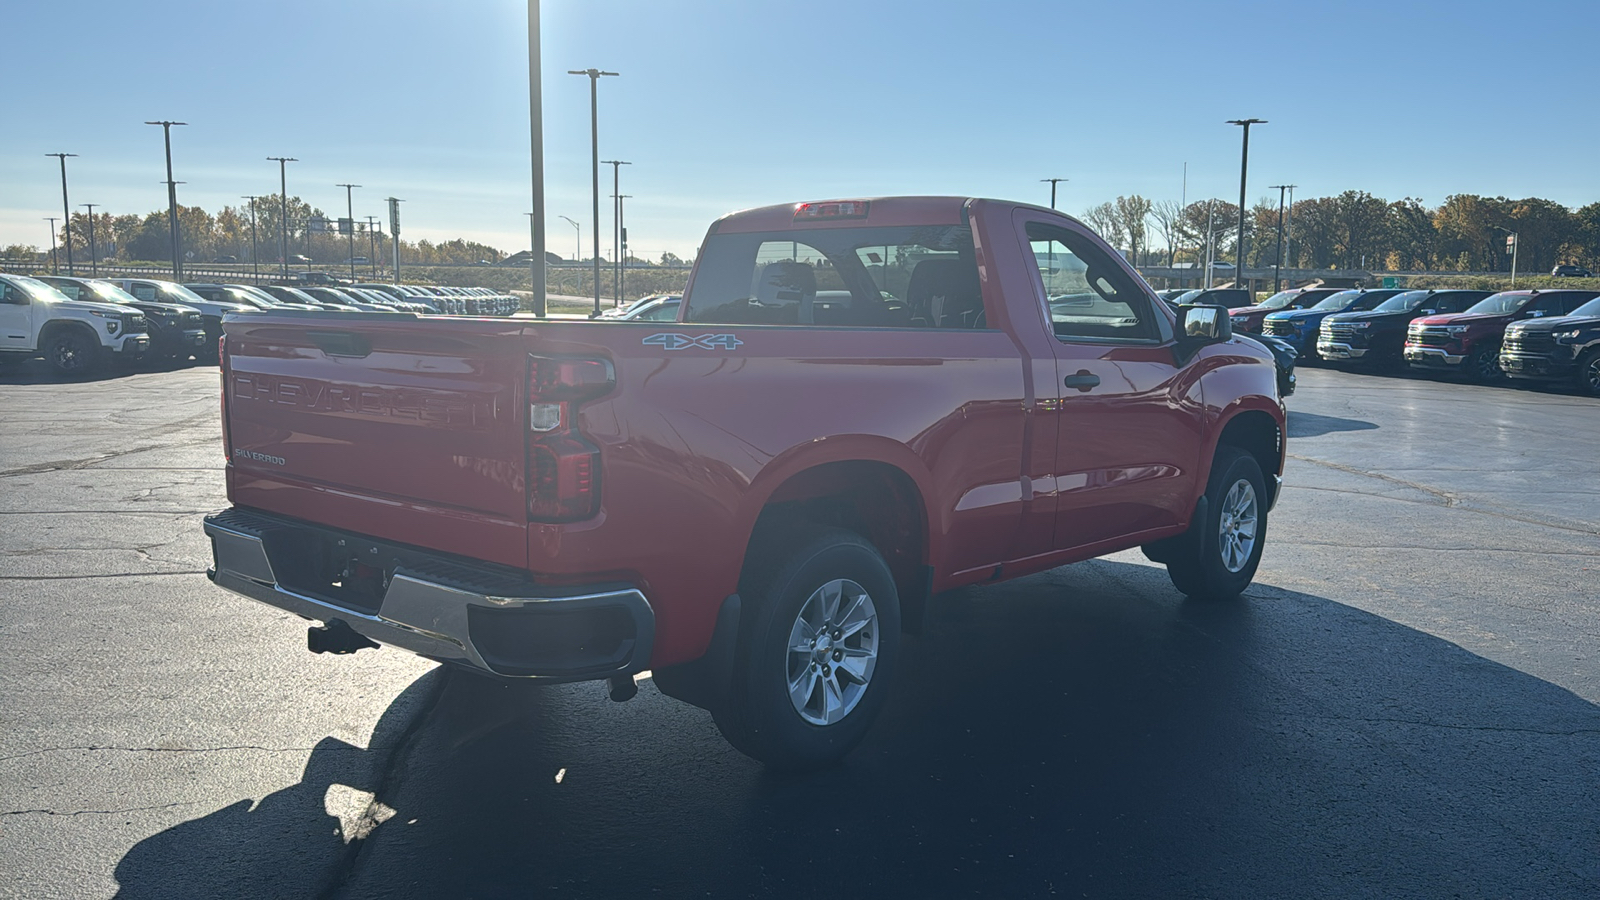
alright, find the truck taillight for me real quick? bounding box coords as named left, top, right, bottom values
left=218, top=335, right=232, bottom=461
left=527, top=355, right=613, bottom=522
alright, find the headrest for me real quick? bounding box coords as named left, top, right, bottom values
left=906, top=257, right=982, bottom=326
left=754, top=261, right=816, bottom=307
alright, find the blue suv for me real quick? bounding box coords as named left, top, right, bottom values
left=1261, top=289, right=1405, bottom=359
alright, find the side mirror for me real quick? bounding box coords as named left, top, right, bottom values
left=1180, top=303, right=1232, bottom=344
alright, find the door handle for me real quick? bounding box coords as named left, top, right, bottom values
left=1063, top=370, right=1100, bottom=392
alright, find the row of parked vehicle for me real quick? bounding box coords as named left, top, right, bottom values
left=0, top=270, right=522, bottom=377
left=1162, top=285, right=1600, bottom=396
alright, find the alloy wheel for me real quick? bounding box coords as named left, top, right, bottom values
left=1218, top=478, right=1259, bottom=574
left=785, top=578, right=879, bottom=726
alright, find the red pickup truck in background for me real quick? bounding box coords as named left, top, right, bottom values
left=204, top=196, right=1286, bottom=769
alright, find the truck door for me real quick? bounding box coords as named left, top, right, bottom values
left=0, top=280, right=35, bottom=351
left=1014, top=215, right=1204, bottom=552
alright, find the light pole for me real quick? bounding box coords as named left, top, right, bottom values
left=601, top=159, right=631, bottom=306
left=1269, top=184, right=1294, bottom=293
left=1285, top=185, right=1297, bottom=268
left=242, top=196, right=261, bottom=282
left=364, top=216, right=380, bottom=278
left=337, top=183, right=360, bottom=281
left=267, top=157, right=297, bottom=278
left=1040, top=177, right=1067, bottom=210
left=386, top=197, right=403, bottom=282
left=616, top=193, right=632, bottom=303
left=1227, top=118, right=1265, bottom=291
left=145, top=121, right=188, bottom=279
left=558, top=215, right=581, bottom=263
left=81, top=203, right=99, bottom=276
left=46, top=153, right=77, bottom=276
left=44, top=218, right=59, bottom=275
left=527, top=0, right=547, bottom=316
left=1493, top=226, right=1519, bottom=286
left=569, top=68, right=618, bottom=317
left=525, top=212, right=539, bottom=306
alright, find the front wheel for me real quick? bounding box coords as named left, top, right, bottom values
left=1466, top=343, right=1503, bottom=383
left=46, top=329, right=102, bottom=377
left=712, top=527, right=900, bottom=771
left=1161, top=447, right=1267, bottom=600
left=1577, top=348, right=1600, bottom=397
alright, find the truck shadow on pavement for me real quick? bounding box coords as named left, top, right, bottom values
left=113, top=559, right=1600, bottom=899
left=1286, top=410, right=1379, bottom=438
left=0, top=356, right=200, bottom=385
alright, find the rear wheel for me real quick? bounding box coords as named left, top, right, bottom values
left=45, top=328, right=102, bottom=377
left=1578, top=348, right=1600, bottom=397
left=1161, top=447, right=1267, bottom=600
left=712, top=527, right=900, bottom=771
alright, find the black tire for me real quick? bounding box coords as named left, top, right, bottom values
left=1163, top=447, right=1267, bottom=600
left=45, top=328, right=102, bottom=377
left=1465, top=342, right=1503, bottom=383
left=712, top=527, right=900, bottom=771
left=1577, top=348, right=1600, bottom=397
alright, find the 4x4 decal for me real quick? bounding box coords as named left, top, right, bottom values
left=643, top=333, right=743, bottom=351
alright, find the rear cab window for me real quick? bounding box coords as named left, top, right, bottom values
left=683, top=224, right=983, bottom=328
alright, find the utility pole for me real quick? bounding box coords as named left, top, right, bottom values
left=1227, top=119, right=1265, bottom=292
left=558, top=215, right=581, bottom=263
left=527, top=0, right=547, bottom=316
left=145, top=121, right=188, bottom=280
left=44, top=218, right=59, bottom=275
left=1204, top=200, right=1216, bottom=290
left=525, top=212, right=539, bottom=309
left=387, top=198, right=403, bottom=282
left=267, top=157, right=297, bottom=278
left=81, top=203, right=99, bottom=277
left=602, top=159, right=631, bottom=306
left=616, top=193, right=632, bottom=303
left=569, top=68, right=618, bottom=317
left=46, top=153, right=77, bottom=276
left=337, top=183, right=360, bottom=281
left=1285, top=185, right=1296, bottom=268
left=1040, top=177, right=1068, bottom=210
left=364, top=216, right=380, bottom=278
left=1269, top=184, right=1293, bottom=293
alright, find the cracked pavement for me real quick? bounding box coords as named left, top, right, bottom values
left=1, top=360, right=1597, bottom=898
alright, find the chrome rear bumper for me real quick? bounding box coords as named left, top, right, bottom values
left=204, top=508, right=653, bottom=681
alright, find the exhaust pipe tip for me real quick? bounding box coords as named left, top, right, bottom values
left=607, top=674, right=639, bottom=703
left=308, top=620, right=380, bottom=655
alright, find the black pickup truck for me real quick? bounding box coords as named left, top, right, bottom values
left=1500, top=295, right=1600, bottom=395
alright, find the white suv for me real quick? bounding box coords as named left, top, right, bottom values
left=0, top=273, right=151, bottom=376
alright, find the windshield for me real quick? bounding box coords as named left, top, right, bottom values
left=1257, top=290, right=1300, bottom=310
left=155, top=283, right=210, bottom=305
left=1174, top=290, right=1204, bottom=304
left=86, top=280, right=142, bottom=305
left=1311, top=291, right=1360, bottom=311
left=1374, top=292, right=1428, bottom=312
left=1465, top=293, right=1530, bottom=315
left=1568, top=297, right=1600, bottom=317
left=12, top=276, right=72, bottom=304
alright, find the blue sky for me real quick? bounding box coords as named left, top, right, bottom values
left=5, top=0, right=1599, bottom=260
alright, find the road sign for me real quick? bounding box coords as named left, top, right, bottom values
left=1506, top=235, right=1517, bottom=251
left=338, top=217, right=354, bottom=235
left=309, top=216, right=327, bottom=234
left=1382, top=276, right=1399, bottom=289
left=388, top=199, right=401, bottom=237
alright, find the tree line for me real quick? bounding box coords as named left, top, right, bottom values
left=1086, top=191, right=1600, bottom=274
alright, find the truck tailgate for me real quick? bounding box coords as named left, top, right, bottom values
left=223, top=312, right=530, bottom=567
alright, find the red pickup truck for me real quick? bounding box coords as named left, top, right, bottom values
left=204, top=196, right=1286, bottom=769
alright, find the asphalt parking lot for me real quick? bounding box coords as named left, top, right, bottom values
left=2, top=360, right=1597, bottom=899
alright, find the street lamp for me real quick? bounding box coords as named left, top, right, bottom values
left=1492, top=226, right=1519, bottom=286
left=81, top=203, right=99, bottom=277
left=558, top=215, right=581, bottom=263
left=267, top=157, right=297, bottom=278
left=45, top=153, right=77, bottom=276
left=524, top=212, right=540, bottom=306
left=616, top=193, right=632, bottom=303
left=1040, top=177, right=1068, bottom=210
left=44, top=218, right=59, bottom=275
left=1227, top=118, right=1266, bottom=289
left=145, top=121, right=188, bottom=279
left=364, top=216, right=380, bottom=278
left=337, top=183, right=360, bottom=281
left=568, top=68, right=618, bottom=317
left=1269, top=184, right=1295, bottom=293
left=601, top=159, right=631, bottom=306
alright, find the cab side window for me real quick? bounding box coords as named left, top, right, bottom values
left=1025, top=223, right=1159, bottom=342
left=1, top=283, right=27, bottom=304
